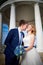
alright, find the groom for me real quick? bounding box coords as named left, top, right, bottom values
left=4, top=20, right=27, bottom=65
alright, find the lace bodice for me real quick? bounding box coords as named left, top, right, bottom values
left=23, top=34, right=32, bottom=47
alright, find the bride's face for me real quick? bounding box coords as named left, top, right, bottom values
left=26, top=25, right=32, bottom=32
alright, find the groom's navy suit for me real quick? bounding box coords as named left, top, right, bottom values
left=4, top=28, right=24, bottom=65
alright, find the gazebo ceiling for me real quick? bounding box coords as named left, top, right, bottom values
left=0, top=0, right=43, bottom=6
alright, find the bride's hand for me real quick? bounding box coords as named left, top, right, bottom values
left=25, top=48, right=29, bottom=52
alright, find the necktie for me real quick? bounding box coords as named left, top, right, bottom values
left=19, top=32, right=23, bottom=45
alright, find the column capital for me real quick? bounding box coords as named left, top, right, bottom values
left=11, top=3, right=15, bottom=5
left=35, top=2, right=39, bottom=5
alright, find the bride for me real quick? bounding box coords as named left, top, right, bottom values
left=21, top=24, right=43, bottom=65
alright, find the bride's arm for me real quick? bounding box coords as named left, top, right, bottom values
left=25, top=34, right=35, bottom=52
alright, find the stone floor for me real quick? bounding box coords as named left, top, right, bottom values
left=0, top=53, right=43, bottom=65
left=0, top=53, right=5, bottom=65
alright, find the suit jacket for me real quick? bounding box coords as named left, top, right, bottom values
left=4, top=28, right=20, bottom=58
left=4, top=28, right=24, bottom=58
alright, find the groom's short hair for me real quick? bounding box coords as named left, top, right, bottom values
left=19, top=20, right=27, bottom=26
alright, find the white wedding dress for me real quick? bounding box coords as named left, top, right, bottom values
left=21, top=34, right=43, bottom=65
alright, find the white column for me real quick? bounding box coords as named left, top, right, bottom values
left=0, top=12, right=2, bottom=46
left=9, top=4, right=16, bottom=30
left=34, top=3, right=43, bottom=52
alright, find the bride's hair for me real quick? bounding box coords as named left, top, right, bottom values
left=31, top=25, right=36, bottom=35
left=28, top=23, right=36, bottom=35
